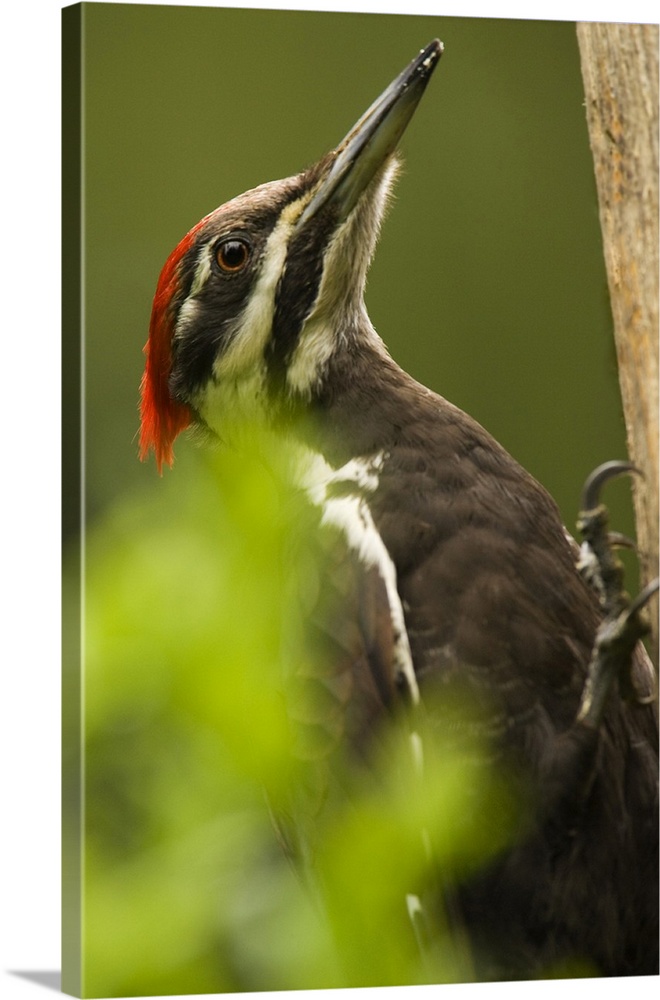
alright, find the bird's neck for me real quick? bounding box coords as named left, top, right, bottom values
left=293, top=332, right=445, bottom=467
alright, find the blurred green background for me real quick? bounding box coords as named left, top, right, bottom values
left=63, top=3, right=633, bottom=995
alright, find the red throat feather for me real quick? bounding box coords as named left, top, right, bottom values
left=139, top=217, right=209, bottom=473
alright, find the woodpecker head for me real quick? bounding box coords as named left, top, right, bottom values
left=139, top=40, right=442, bottom=471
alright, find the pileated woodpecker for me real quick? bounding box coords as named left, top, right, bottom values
left=139, top=41, right=658, bottom=979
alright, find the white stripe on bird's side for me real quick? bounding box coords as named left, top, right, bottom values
left=302, top=450, right=420, bottom=706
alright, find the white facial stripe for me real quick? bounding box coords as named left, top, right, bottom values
left=303, top=451, right=420, bottom=706
left=189, top=243, right=213, bottom=297
left=286, top=159, right=399, bottom=398
left=286, top=213, right=362, bottom=397
left=173, top=245, right=214, bottom=342
left=285, top=316, right=341, bottom=398
left=175, top=296, right=199, bottom=339
left=214, top=198, right=307, bottom=382
left=193, top=195, right=312, bottom=437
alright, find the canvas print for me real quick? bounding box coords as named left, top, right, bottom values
left=62, top=3, right=659, bottom=996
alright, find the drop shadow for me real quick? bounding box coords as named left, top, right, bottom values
left=9, top=971, right=62, bottom=993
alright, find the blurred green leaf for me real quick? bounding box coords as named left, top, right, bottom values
left=70, top=432, right=525, bottom=995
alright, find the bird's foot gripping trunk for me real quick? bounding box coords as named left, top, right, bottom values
left=576, top=460, right=658, bottom=728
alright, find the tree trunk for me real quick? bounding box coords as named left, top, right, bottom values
left=576, top=21, right=659, bottom=666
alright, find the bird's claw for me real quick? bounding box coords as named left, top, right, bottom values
left=605, top=531, right=637, bottom=551
left=575, top=461, right=658, bottom=727
left=580, top=459, right=640, bottom=513
left=576, top=460, right=642, bottom=613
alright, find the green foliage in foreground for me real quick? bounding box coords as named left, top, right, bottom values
left=69, top=438, right=525, bottom=997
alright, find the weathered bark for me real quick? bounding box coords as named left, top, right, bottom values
left=576, top=21, right=659, bottom=665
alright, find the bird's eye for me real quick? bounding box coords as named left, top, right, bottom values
left=215, top=238, right=251, bottom=273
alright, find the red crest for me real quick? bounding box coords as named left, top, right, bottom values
left=139, top=218, right=209, bottom=472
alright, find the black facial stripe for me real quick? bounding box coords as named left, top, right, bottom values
left=266, top=205, right=338, bottom=388
left=169, top=312, right=236, bottom=404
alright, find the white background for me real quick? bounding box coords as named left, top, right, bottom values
left=1, top=1, right=657, bottom=998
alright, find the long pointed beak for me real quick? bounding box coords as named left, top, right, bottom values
left=297, top=39, right=443, bottom=230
